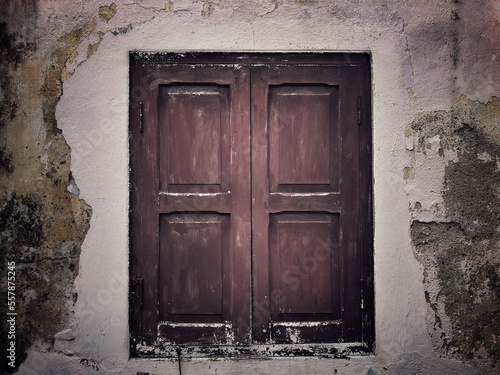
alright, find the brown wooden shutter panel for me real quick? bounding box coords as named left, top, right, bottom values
left=129, top=53, right=373, bottom=355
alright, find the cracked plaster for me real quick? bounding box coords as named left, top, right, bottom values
left=1, top=0, right=499, bottom=374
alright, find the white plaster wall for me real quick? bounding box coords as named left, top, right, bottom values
left=18, top=1, right=491, bottom=374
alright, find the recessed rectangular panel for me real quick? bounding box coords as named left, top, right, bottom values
left=270, top=213, right=340, bottom=319
left=269, top=85, right=339, bottom=192
left=278, top=219, right=331, bottom=314
left=159, top=85, right=230, bottom=191
left=159, top=213, right=229, bottom=319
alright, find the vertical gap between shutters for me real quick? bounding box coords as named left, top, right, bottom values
left=248, top=64, right=254, bottom=344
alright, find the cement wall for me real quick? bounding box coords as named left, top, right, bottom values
left=0, top=1, right=499, bottom=374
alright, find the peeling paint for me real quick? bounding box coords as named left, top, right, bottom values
left=99, top=3, right=117, bottom=23
left=164, top=1, right=175, bottom=13
left=409, top=97, right=500, bottom=366
left=201, top=0, right=218, bottom=17
left=0, top=4, right=97, bottom=373
left=86, top=31, right=104, bottom=59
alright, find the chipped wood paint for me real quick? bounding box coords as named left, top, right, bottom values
left=135, top=342, right=370, bottom=359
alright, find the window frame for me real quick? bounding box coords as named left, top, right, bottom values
left=129, top=52, right=374, bottom=358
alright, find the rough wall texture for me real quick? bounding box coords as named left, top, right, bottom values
left=0, top=0, right=498, bottom=374
left=404, top=0, right=500, bottom=370
left=408, top=97, right=500, bottom=367
left=0, top=1, right=94, bottom=373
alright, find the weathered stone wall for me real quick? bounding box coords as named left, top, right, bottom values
left=407, top=97, right=500, bottom=366
left=403, top=0, right=500, bottom=369
left=0, top=1, right=498, bottom=374
left=0, top=1, right=93, bottom=373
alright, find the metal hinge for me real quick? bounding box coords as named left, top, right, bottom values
left=360, top=281, right=365, bottom=310
left=358, top=95, right=362, bottom=126
left=139, top=102, right=144, bottom=133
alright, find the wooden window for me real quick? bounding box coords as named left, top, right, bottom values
left=129, top=53, right=373, bottom=357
